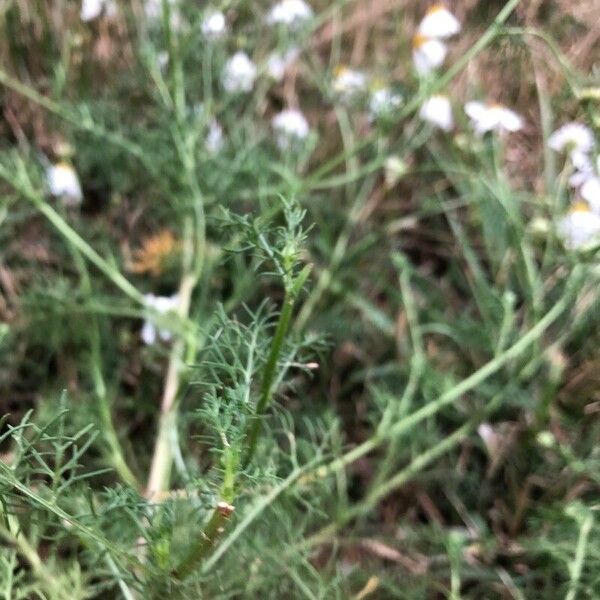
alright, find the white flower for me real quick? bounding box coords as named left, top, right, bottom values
left=557, top=202, right=600, bottom=250
left=332, top=66, right=367, bottom=98
left=141, top=293, right=179, bottom=345
left=222, top=51, right=257, bottom=93
left=419, top=95, right=453, bottom=132
left=266, top=48, right=300, bottom=81
left=581, top=176, right=600, bottom=213
left=156, top=51, right=170, bottom=71
left=81, top=0, right=117, bottom=21
left=368, top=87, right=403, bottom=120
left=201, top=11, right=227, bottom=39
left=266, top=0, right=313, bottom=26
left=272, top=109, right=310, bottom=149
left=205, top=120, right=224, bottom=154
left=384, top=155, right=409, bottom=187
left=412, top=35, right=447, bottom=75
left=417, top=4, right=461, bottom=39
left=46, top=163, right=83, bottom=206
left=548, top=122, right=594, bottom=154
left=464, top=101, right=524, bottom=136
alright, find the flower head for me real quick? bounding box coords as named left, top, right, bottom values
left=266, top=47, right=300, bottom=81
left=222, top=51, right=257, bottom=93
left=272, top=109, right=310, bottom=149
left=141, top=293, right=180, bottom=345
left=80, top=0, right=117, bottom=21
left=201, top=11, right=227, bottom=39
left=580, top=176, right=600, bottom=213
left=266, top=0, right=313, bottom=26
left=332, top=66, right=367, bottom=99
left=205, top=120, right=224, bottom=154
left=419, top=95, right=453, bottom=131
left=417, top=4, right=461, bottom=38
left=548, top=122, right=594, bottom=154
left=557, top=201, right=600, bottom=250
left=464, top=101, right=524, bottom=136
left=412, top=34, right=447, bottom=75
left=46, top=162, right=83, bottom=206
left=368, top=87, right=403, bottom=120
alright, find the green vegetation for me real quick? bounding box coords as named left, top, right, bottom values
left=0, top=1, right=599, bottom=597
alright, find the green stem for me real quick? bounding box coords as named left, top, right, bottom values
left=244, top=290, right=296, bottom=467
left=0, top=165, right=146, bottom=306
left=309, top=264, right=582, bottom=480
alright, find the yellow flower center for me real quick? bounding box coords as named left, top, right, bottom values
left=412, top=33, right=429, bottom=49
left=426, top=4, right=446, bottom=16
left=570, top=200, right=591, bottom=213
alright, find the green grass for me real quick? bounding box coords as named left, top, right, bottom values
left=0, top=0, right=599, bottom=598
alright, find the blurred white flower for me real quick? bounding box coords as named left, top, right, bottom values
left=266, top=0, right=313, bottom=26
left=548, top=122, right=594, bottom=154
left=266, top=48, right=300, bottom=81
left=419, top=95, right=453, bottom=131
left=333, top=66, right=367, bottom=98
left=417, top=4, right=461, bottom=38
left=464, top=101, right=524, bottom=136
left=46, top=162, right=83, bottom=206
left=412, top=35, right=447, bottom=75
left=568, top=151, right=594, bottom=187
left=557, top=201, right=600, bottom=249
left=384, top=155, right=409, bottom=187
left=141, top=293, right=179, bottom=345
left=222, top=51, right=257, bottom=93
left=581, top=176, right=600, bottom=212
left=157, top=51, right=170, bottom=71
left=272, top=109, right=310, bottom=149
left=201, top=11, right=227, bottom=39
left=368, top=87, right=403, bottom=120
left=205, top=120, right=224, bottom=154
left=80, top=0, right=117, bottom=21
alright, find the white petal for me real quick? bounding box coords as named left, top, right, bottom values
left=205, top=120, right=224, bottom=154
left=465, top=102, right=523, bottom=135
left=81, top=0, right=104, bottom=21
left=464, top=101, right=486, bottom=121
left=581, top=177, right=600, bottom=213
left=418, top=5, right=461, bottom=38
left=332, top=68, right=367, bottom=98
left=558, top=209, right=600, bottom=249
left=141, top=321, right=157, bottom=345
left=368, top=88, right=403, bottom=119
left=46, top=164, right=83, bottom=205
left=272, top=109, right=310, bottom=149
left=419, top=95, right=453, bottom=132
left=498, top=107, right=524, bottom=132
left=266, top=0, right=313, bottom=26
left=201, top=12, right=227, bottom=38
left=570, top=150, right=593, bottom=173
left=412, top=37, right=447, bottom=74
left=222, top=52, right=257, bottom=93
left=548, top=122, right=594, bottom=154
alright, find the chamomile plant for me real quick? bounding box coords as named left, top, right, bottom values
left=1, top=0, right=599, bottom=598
